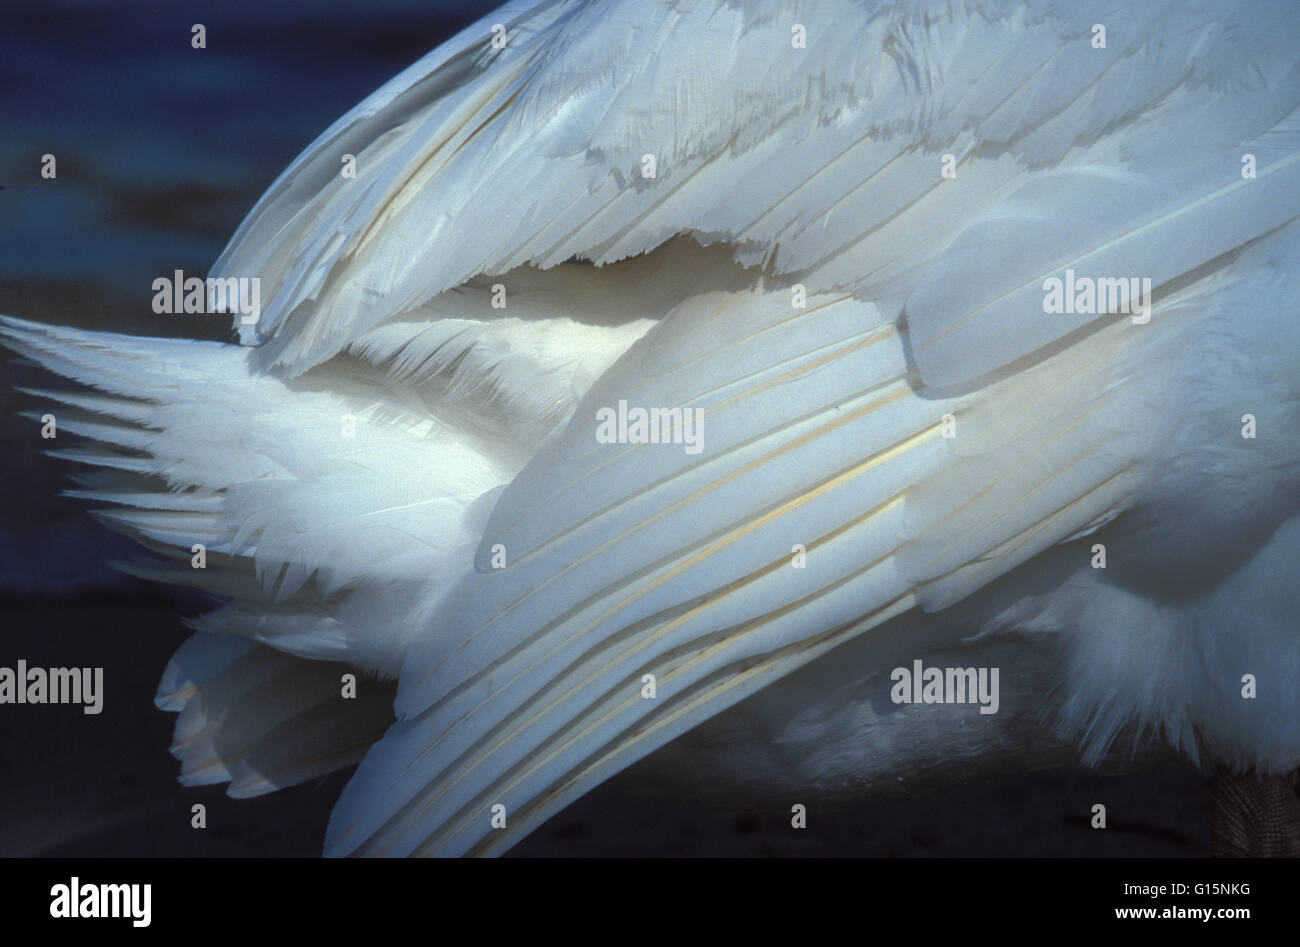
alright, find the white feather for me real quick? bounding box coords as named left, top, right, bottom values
left=5, top=0, right=1300, bottom=857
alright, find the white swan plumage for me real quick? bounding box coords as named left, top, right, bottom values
left=4, top=0, right=1300, bottom=856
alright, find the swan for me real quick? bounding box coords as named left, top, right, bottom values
left=4, top=0, right=1299, bottom=857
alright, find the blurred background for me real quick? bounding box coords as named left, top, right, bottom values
left=0, top=0, right=1212, bottom=856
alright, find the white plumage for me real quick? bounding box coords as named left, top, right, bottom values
left=4, top=0, right=1300, bottom=855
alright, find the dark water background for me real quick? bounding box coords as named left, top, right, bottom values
left=0, top=0, right=1210, bottom=856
